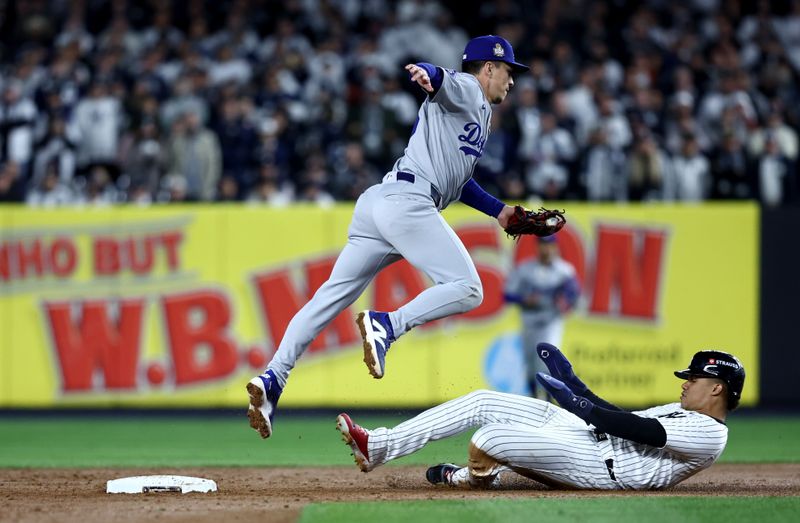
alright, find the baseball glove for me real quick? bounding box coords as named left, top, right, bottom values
left=504, top=206, right=566, bottom=239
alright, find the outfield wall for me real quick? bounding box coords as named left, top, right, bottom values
left=0, top=203, right=759, bottom=408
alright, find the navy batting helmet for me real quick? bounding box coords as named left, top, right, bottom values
left=674, top=350, right=746, bottom=410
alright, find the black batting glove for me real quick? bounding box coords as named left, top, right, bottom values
left=536, top=372, right=594, bottom=419
left=536, top=343, right=588, bottom=394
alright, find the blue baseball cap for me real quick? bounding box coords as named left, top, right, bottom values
left=462, top=35, right=529, bottom=73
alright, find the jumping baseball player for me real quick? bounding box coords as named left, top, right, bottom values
left=337, top=344, right=745, bottom=490
left=247, top=35, right=542, bottom=440
left=504, top=235, right=580, bottom=398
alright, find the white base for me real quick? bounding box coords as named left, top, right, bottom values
left=106, top=475, right=217, bottom=494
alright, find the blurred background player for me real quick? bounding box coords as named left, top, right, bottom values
left=504, top=235, right=579, bottom=398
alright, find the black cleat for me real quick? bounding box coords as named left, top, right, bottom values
left=425, top=463, right=460, bottom=485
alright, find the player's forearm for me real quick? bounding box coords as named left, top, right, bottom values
left=459, top=178, right=505, bottom=217
left=586, top=406, right=667, bottom=447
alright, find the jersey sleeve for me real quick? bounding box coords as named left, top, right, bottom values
left=430, top=70, right=482, bottom=113
left=651, top=409, right=728, bottom=460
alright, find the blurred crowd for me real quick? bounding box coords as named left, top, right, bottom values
left=1, top=0, right=799, bottom=207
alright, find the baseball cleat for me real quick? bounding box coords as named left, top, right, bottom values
left=246, top=369, right=283, bottom=439
left=336, top=413, right=372, bottom=472
left=426, top=463, right=460, bottom=486
left=356, top=310, right=395, bottom=379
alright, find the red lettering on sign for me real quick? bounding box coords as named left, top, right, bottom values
left=253, top=257, right=359, bottom=354
left=49, top=238, right=77, bottom=277
left=92, top=231, right=183, bottom=276
left=160, top=231, right=182, bottom=271
left=126, top=236, right=154, bottom=275
left=254, top=269, right=304, bottom=350
left=0, top=243, right=10, bottom=281
left=458, top=225, right=503, bottom=319
left=94, top=237, right=120, bottom=275
left=0, top=238, right=79, bottom=281
left=46, top=299, right=144, bottom=391
left=17, top=239, right=44, bottom=278
left=590, top=226, right=666, bottom=318
left=163, top=290, right=239, bottom=385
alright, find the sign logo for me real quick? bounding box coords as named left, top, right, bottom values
left=493, top=43, right=505, bottom=57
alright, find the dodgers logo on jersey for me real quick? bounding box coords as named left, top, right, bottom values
left=458, top=122, right=486, bottom=158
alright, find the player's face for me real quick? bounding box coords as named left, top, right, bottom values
left=538, top=242, right=558, bottom=264
left=487, top=62, right=515, bottom=104
left=679, top=376, right=720, bottom=410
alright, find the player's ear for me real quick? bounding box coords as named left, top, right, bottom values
left=710, top=380, right=726, bottom=398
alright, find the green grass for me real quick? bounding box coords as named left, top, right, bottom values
left=299, top=497, right=800, bottom=523
left=0, top=414, right=797, bottom=467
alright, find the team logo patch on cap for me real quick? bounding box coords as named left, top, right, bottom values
left=493, top=43, right=505, bottom=57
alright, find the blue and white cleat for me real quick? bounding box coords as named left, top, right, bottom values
left=246, top=369, right=283, bottom=439
left=356, top=310, right=395, bottom=379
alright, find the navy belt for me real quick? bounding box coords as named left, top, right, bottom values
left=396, top=171, right=441, bottom=208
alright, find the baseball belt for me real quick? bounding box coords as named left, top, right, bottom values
left=386, top=171, right=442, bottom=209
left=593, top=429, right=618, bottom=482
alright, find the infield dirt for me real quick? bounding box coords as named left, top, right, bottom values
left=2, top=464, right=799, bottom=523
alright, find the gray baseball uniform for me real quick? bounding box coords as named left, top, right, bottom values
left=267, top=70, right=493, bottom=385
left=364, top=390, right=728, bottom=490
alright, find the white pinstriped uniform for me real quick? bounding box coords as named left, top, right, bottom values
left=365, top=390, right=728, bottom=490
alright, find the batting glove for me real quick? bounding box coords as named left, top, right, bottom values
left=536, top=372, right=594, bottom=419
left=536, top=343, right=588, bottom=394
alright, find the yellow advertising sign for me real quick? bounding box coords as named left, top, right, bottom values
left=0, top=203, right=758, bottom=408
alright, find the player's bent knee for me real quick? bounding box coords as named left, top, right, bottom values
left=464, top=389, right=496, bottom=404
left=459, top=279, right=483, bottom=311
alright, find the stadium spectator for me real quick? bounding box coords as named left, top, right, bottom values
left=670, top=135, right=712, bottom=202
left=31, top=115, right=76, bottom=189
left=757, top=135, right=796, bottom=207
left=627, top=132, right=670, bottom=202
left=166, top=110, right=222, bottom=201
left=26, top=162, right=77, bottom=207
left=117, top=119, right=166, bottom=201
left=0, top=0, right=797, bottom=207
left=73, top=80, right=122, bottom=174
left=0, top=80, right=37, bottom=171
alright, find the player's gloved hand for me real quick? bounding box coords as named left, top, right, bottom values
left=536, top=343, right=588, bottom=394
left=536, top=372, right=594, bottom=419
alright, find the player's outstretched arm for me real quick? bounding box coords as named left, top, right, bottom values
left=536, top=373, right=667, bottom=447
left=537, top=343, right=623, bottom=412
left=405, top=63, right=440, bottom=93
